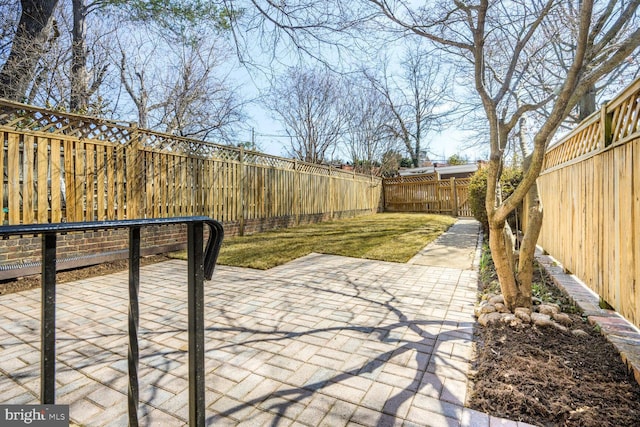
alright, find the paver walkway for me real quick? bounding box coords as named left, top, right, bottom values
left=408, top=219, right=481, bottom=270
left=0, top=218, right=533, bottom=426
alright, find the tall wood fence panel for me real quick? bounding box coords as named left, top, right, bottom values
left=532, top=77, right=640, bottom=329
left=0, top=100, right=382, bottom=232
left=383, top=174, right=472, bottom=216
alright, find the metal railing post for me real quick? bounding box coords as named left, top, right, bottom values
left=128, top=226, right=141, bottom=426
left=41, top=232, right=57, bottom=404
left=187, top=221, right=205, bottom=426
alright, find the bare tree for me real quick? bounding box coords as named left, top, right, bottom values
left=158, top=44, right=246, bottom=142
left=69, top=0, right=109, bottom=111
left=0, top=1, right=21, bottom=61
left=229, top=0, right=640, bottom=311
left=364, top=45, right=453, bottom=167
left=342, top=78, right=397, bottom=174
left=117, top=30, right=245, bottom=142
left=0, top=0, right=60, bottom=101
left=372, top=0, right=640, bottom=310
left=116, top=33, right=164, bottom=128
left=266, top=66, right=347, bottom=163
left=534, top=1, right=640, bottom=122
left=0, top=0, right=235, bottom=112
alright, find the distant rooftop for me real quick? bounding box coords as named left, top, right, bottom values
left=398, top=163, right=479, bottom=177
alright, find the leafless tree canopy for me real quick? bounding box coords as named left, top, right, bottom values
left=0, top=0, right=246, bottom=143
left=363, top=44, right=453, bottom=167
left=228, top=0, right=640, bottom=310
left=266, top=66, right=347, bottom=163
left=341, top=79, right=397, bottom=174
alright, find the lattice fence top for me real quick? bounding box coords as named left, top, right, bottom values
left=0, top=100, right=133, bottom=143
left=296, top=162, right=330, bottom=175
left=610, top=79, right=640, bottom=142
left=243, top=152, right=295, bottom=170
left=383, top=173, right=438, bottom=184
left=543, top=77, right=640, bottom=171
left=0, top=99, right=377, bottom=180
left=544, top=114, right=602, bottom=170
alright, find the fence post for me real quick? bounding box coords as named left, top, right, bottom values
left=328, top=166, right=334, bottom=219
left=436, top=179, right=442, bottom=214
left=451, top=177, right=458, bottom=217
left=294, top=160, right=300, bottom=225
left=600, top=102, right=613, bottom=148
left=238, top=146, right=245, bottom=236
left=126, top=123, right=141, bottom=219
left=370, top=174, right=374, bottom=213
left=8, top=133, right=20, bottom=224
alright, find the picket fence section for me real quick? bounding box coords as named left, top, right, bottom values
left=532, top=77, right=640, bottom=329
left=0, top=100, right=381, bottom=232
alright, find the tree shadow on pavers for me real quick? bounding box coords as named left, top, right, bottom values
left=204, top=274, right=475, bottom=426
left=0, top=258, right=476, bottom=425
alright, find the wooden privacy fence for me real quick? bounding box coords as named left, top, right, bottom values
left=530, top=77, right=640, bottom=330
left=383, top=173, right=473, bottom=217
left=0, top=100, right=382, bottom=233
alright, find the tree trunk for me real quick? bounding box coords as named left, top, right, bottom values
left=0, top=0, right=59, bottom=101
left=489, top=218, right=533, bottom=311
left=516, top=183, right=543, bottom=302
left=70, top=0, right=88, bottom=111
left=578, top=83, right=597, bottom=121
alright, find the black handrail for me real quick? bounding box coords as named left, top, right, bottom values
left=0, top=216, right=224, bottom=426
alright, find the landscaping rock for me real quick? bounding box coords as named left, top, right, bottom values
left=494, top=302, right=510, bottom=313
left=531, top=312, right=554, bottom=327
left=479, top=304, right=497, bottom=314
left=478, top=312, right=503, bottom=327
left=489, top=295, right=504, bottom=305
left=552, top=322, right=569, bottom=333
left=483, top=293, right=497, bottom=301
left=500, top=313, right=523, bottom=327
left=474, top=302, right=492, bottom=317
left=514, top=307, right=532, bottom=323
left=553, top=312, right=573, bottom=327
left=538, top=303, right=561, bottom=316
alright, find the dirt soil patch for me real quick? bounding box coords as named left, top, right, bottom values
left=0, top=254, right=171, bottom=295
left=470, top=318, right=640, bottom=426
left=469, top=249, right=640, bottom=426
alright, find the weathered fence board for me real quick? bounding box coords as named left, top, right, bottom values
left=532, top=76, right=640, bottom=329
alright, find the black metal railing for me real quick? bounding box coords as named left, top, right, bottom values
left=0, top=216, right=224, bottom=426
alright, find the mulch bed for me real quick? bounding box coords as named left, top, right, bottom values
left=470, top=316, right=640, bottom=426
left=469, top=249, right=640, bottom=426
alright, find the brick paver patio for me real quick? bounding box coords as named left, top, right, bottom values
left=0, top=219, right=534, bottom=426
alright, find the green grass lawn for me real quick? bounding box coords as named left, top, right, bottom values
left=173, top=213, right=457, bottom=269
